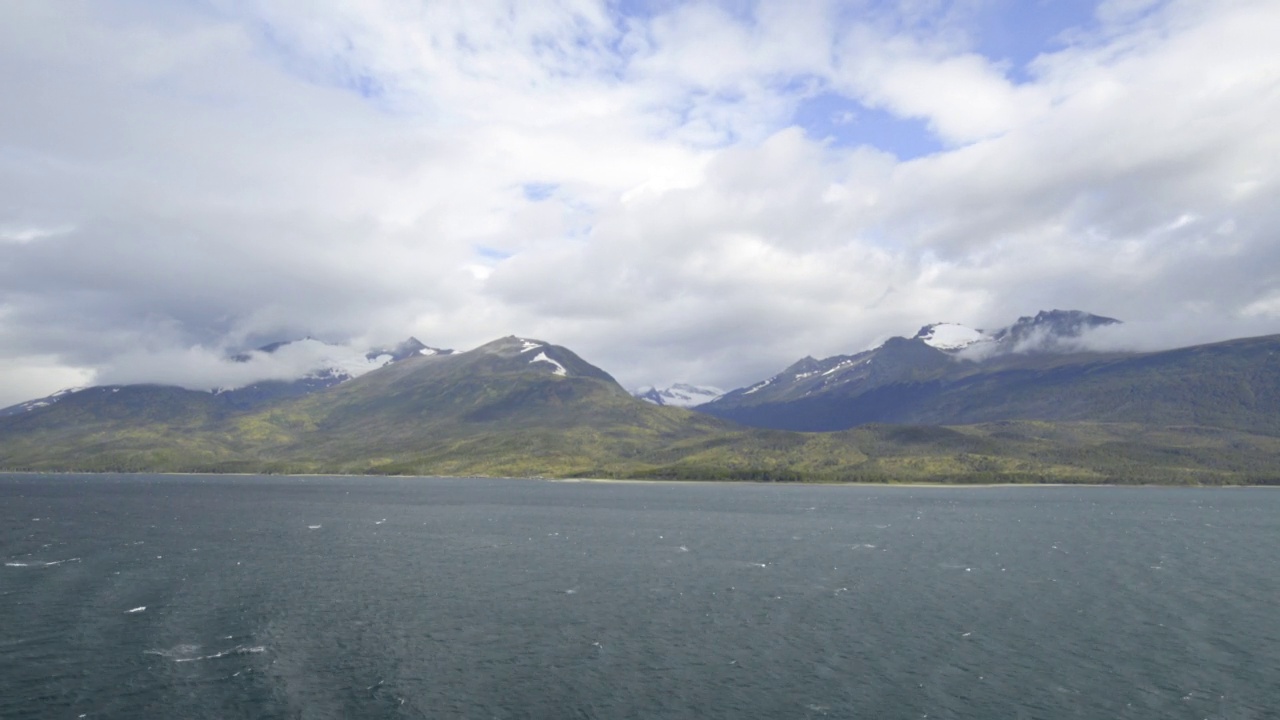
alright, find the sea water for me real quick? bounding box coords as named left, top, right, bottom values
left=1, top=474, right=1277, bottom=719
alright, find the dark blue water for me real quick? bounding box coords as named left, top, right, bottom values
left=2, top=474, right=1277, bottom=719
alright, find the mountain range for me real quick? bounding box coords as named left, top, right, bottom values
left=633, top=383, right=725, bottom=407
left=0, top=336, right=453, bottom=417
left=700, top=310, right=1146, bottom=431
left=2, top=311, right=1279, bottom=484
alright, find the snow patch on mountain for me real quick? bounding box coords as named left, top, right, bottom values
left=822, top=359, right=857, bottom=376
left=529, top=351, right=567, bottom=376
left=914, top=323, right=988, bottom=350
left=0, top=386, right=85, bottom=417
left=633, top=383, right=725, bottom=407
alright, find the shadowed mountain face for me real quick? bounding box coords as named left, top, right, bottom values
left=991, top=310, right=1120, bottom=350
left=702, top=310, right=1121, bottom=423
left=699, top=333, right=1280, bottom=434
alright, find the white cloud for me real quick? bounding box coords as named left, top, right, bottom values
left=0, top=357, right=94, bottom=409
left=0, top=225, right=73, bottom=244
left=833, top=28, right=1052, bottom=144
left=1, top=0, right=1279, bottom=405
left=93, top=339, right=396, bottom=392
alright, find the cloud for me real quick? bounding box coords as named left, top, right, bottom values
left=1, top=0, right=1279, bottom=405
left=833, top=27, right=1052, bottom=144
left=0, top=357, right=94, bottom=409
left=92, top=338, right=398, bottom=392
left=0, top=224, right=74, bottom=244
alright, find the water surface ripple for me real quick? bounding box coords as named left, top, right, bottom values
left=1, top=474, right=1276, bottom=719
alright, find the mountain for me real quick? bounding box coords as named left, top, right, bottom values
left=0, top=387, right=85, bottom=418
left=704, top=332, right=969, bottom=428
left=988, top=310, right=1120, bottom=352
left=699, top=311, right=1280, bottom=434
left=3, top=323, right=1280, bottom=485
left=364, top=337, right=452, bottom=363
left=0, top=336, right=748, bottom=478
left=710, top=311, right=1120, bottom=420
left=216, top=336, right=453, bottom=409
left=908, top=310, right=1120, bottom=356
left=228, top=335, right=451, bottom=383
left=633, top=383, right=725, bottom=407
left=0, top=336, right=450, bottom=417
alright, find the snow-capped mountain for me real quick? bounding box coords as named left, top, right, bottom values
left=633, top=383, right=726, bottom=407
left=468, top=336, right=619, bottom=382
left=0, top=387, right=86, bottom=418
left=0, top=312, right=1124, bottom=421
left=990, top=310, right=1121, bottom=352
left=719, top=335, right=953, bottom=410
left=910, top=311, right=1120, bottom=356
left=701, top=310, right=1126, bottom=430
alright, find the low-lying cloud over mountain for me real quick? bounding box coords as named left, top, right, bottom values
left=91, top=337, right=443, bottom=392
left=2, top=1, right=1279, bottom=407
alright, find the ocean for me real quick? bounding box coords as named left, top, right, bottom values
left=1, top=474, right=1277, bottom=719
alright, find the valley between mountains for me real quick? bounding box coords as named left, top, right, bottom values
left=3, top=311, right=1280, bottom=484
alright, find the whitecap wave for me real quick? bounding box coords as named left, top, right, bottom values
left=5, top=558, right=81, bottom=568
left=146, top=643, right=266, bottom=663
left=145, top=644, right=201, bottom=659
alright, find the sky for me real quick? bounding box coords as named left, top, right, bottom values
left=1, top=0, right=1279, bottom=406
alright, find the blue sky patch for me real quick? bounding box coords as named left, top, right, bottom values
left=475, top=245, right=513, bottom=261
left=522, top=183, right=558, bottom=202
left=965, top=0, right=1101, bottom=83
left=793, top=92, right=943, bottom=160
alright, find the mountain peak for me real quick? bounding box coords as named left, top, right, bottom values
left=992, top=309, right=1121, bottom=351
left=365, top=337, right=452, bottom=362
left=633, top=383, right=726, bottom=407
left=459, top=336, right=619, bottom=385
left=474, top=336, right=553, bottom=357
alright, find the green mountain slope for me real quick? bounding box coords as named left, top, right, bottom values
left=2, top=336, right=1280, bottom=484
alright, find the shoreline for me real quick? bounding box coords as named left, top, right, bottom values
left=1, top=470, right=1273, bottom=488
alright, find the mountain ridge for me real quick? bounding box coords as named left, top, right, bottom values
left=702, top=330, right=1280, bottom=434
left=633, top=383, right=726, bottom=407
left=2, top=316, right=1279, bottom=485
left=701, top=309, right=1126, bottom=421
left=0, top=336, right=451, bottom=417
